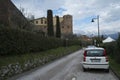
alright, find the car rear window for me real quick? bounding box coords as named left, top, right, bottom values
left=86, top=50, right=104, bottom=56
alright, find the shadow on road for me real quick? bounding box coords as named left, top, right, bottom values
left=84, top=69, right=109, bottom=73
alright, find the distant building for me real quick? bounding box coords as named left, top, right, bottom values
left=31, top=15, right=73, bottom=38
left=78, top=35, right=92, bottom=42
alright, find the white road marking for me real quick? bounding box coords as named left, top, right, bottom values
left=72, top=77, right=76, bottom=80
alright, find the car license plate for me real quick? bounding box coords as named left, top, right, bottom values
left=91, top=59, right=100, bottom=62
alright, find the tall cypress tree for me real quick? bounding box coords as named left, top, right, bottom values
left=56, top=16, right=61, bottom=38
left=47, top=9, right=54, bottom=37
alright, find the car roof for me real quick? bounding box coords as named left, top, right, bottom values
left=85, top=47, right=104, bottom=51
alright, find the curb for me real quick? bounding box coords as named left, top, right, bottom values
left=110, top=67, right=120, bottom=80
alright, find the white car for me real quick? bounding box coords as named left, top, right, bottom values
left=82, top=47, right=109, bottom=72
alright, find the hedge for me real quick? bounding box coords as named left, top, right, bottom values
left=0, top=25, right=81, bottom=55
left=102, top=35, right=120, bottom=64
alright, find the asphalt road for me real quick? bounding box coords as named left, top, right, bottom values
left=12, top=49, right=118, bottom=80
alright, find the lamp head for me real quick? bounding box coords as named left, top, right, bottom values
left=91, top=19, right=94, bottom=22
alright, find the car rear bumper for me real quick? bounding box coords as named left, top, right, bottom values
left=82, top=63, right=109, bottom=69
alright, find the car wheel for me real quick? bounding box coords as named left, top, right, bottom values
left=83, top=67, right=87, bottom=72
left=105, top=69, right=109, bottom=73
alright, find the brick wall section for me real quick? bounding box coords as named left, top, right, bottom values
left=0, top=0, right=33, bottom=31
left=0, top=0, right=9, bottom=26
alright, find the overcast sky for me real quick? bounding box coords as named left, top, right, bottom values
left=11, top=0, right=120, bottom=36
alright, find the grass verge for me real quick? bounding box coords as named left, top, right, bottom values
left=0, top=45, right=81, bottom=67
left=109, top=57, right=120, bottom=78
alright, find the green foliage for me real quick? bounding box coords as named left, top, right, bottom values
left=117, top=34, right=120, bottom=49
left=102, top=42, right=117, bottom=57
left=102, top=35, right=120, bottom=64
left=0, top=25, right=81, bottom=55
left=56, top=16, right=61, bottom=38
left=109, top=57, right=120, bottom=77
left=0, top=46, right=81, bottom=79
left=47, top=9, right=54, bottom=37
left=67, top=39, right=81, bottom=46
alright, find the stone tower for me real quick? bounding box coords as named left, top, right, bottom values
left=31, top=14, right=73, bottom=38
left=61, top=15, right=73, bottom=36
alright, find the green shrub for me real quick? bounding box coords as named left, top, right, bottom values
left=116, top=35, right=120, bottom=63
left=0, top=25, right=81, bottom=55
left=102, top=42, right=117, bottom=57
left=102, top=35, right=120, bottom=64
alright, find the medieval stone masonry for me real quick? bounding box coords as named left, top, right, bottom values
left=0, top=0, right=33, bottom=31
left=31, top=15, right=73, bottom=37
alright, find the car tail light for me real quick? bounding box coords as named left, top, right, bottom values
left=104, top=49, right=109, bottom=62
left=83, top=51, right=87, bottom=61
left=106, top=56, right=109, bottom=62
left=103, top=49, right=107, bottom=56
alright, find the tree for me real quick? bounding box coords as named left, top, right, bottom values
left=26, top=13, right=35, bottom=21
left=47, top=9, right=54, bottom=37
left=19, top=6, right=25, bottom=16
left=117, top=33, right=120, bottom=48
left=56, top=16, right=61, bottom=38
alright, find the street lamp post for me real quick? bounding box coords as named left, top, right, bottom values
left=91, top=15, right=100, bottom=46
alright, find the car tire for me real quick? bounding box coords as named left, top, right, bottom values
left=83, top=67, right=87, bottom=72
left=105, top=69, right=109, bottom=73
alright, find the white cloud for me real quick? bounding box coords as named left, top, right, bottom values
left=11, top=0, right=120, bottom=35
